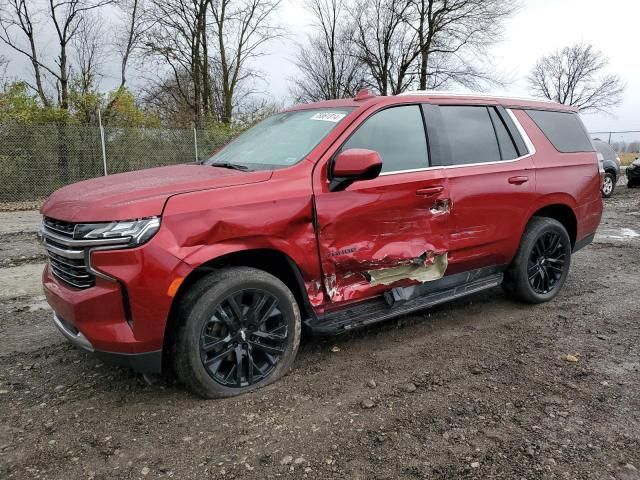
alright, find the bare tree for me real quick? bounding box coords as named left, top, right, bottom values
left=115, top=0, right=152, bottom=90
left=290, top=0, right=364, bottom=102
left=409, top=0, right=516, bottom=90
left=350, top=0, right=417, bottom=95
left=0, top=0, right=51, bottom=105
left=0, top=0, right=115, bottom=109
left=72, top=12, right=105, bottom=96
left=142, top=0, right=211, bottom=126
left=48, top=0, right=115, bottom=109
left=528, top=42, right=625, bottom=113
left=209, top=0, right=282, bottom=123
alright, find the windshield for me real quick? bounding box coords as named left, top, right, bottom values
left=205, top=108, right=352, bottom=170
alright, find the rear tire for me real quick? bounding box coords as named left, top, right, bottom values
left=601, top=172, right=615, bottom=198
left=173, top=267, right=301, bottom=399
left=503, top=217, right=572, bottom=304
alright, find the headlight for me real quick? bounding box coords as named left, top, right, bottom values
left=73, top=217, right=161, bottom=246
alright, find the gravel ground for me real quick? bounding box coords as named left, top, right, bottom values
left=0, top=181, right=639, bottom=480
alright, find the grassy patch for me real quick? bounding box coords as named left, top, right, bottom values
left=618, top=152, right=639, bottom=166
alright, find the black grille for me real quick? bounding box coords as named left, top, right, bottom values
left=42, top=217, right=95, bottom=289
left=43, top=217, right=75, bottom=237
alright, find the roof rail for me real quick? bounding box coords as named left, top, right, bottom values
left=397, top=90, right=558, bottom=104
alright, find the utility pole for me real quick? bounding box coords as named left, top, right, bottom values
left=97, top=108, right=108, bottom=176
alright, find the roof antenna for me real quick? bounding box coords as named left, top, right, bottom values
left=354, top=88, right=375, bottom=101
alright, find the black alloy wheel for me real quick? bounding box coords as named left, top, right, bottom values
left=200, top=289, right=287, bottom=388
left=503, top=217, right=572, bottom=304
left=527, top=231, right=566, bottom=295
left=173, top=267, right=301, bottom=399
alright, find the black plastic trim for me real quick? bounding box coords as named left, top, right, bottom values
left=305, top=266, right=506, bottom=335
left=421, top=103, right=450, bottom=167
left=573, top=233, right=595, bottom=253
left=94, top=349, right=162, bottom=374
left=496, top=106, right=528, bottom=156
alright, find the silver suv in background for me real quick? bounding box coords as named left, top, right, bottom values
left=593, top=140, right=621, bottom=198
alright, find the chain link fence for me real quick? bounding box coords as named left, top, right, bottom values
left=589, top=131, right=640, bottom=153
left=0, top=124, right=237, bottom=202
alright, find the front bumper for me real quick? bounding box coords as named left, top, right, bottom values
left=52, top=311, right=162, bottom=374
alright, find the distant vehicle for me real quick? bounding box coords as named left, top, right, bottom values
left=627, top=157, right=640, bottom=188
left=39, top=91, right=603, bottom=398
left=593, top=140, right=621, bottom=198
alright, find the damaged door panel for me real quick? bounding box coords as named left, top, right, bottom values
left=312, top=104, right=451, bottom=305
left=314, top=169, right=451, bottom=303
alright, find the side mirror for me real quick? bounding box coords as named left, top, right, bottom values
left=330, top=148, right=383, bottom=191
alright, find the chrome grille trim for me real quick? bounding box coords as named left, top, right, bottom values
left=41, top=217, right=96, bottom=289
left=42, top=228, right=130, bottom=248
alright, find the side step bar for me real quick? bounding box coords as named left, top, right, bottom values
left=304, top=271, right=504, bottom=335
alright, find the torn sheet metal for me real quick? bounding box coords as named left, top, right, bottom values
left=366, top=253, right=448, bottom=287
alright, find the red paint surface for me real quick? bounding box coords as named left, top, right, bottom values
left=41, top=93, right=602, bottom=357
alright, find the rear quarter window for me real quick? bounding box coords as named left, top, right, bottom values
left=526, top=109, right=594, bottom=153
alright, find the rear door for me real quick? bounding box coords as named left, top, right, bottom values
left=313, top=104, right=451, bottom=304
left=429, top=104, right=536, bottom=273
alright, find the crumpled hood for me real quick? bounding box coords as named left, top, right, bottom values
left=41, top=164, right=272, bottom=222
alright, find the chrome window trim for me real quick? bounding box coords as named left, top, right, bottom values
left=377, top=108, right=535, bottom=175
left=379, top=167, right=433, bottom=176
left=505, top=108, right=536, bottom=156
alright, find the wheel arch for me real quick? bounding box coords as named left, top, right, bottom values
left=162, top=248, right=312, bottom=370
left=529, top=203, right=578, bottom=248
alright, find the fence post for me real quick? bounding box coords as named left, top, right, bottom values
left=193, top=126, right=199, bottom=163
left=608, top=132, right=612, bottom=144
left=97, top=108, right=108, bottom=176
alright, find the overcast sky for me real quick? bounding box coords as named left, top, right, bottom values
left=3, top=0, right=638, bottom=136
left=259, top=0, right=639, bottom=134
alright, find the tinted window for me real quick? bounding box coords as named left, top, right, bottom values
left=439, top=106, right=500, bottom=165
left=489, top=108, right=519, bottom=160
left=342, top=105, right=428, bottom=173
left=526, top=109, right=594, bottom=153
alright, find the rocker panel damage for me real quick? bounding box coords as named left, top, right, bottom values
left=366, top=253, right=448, bottom=286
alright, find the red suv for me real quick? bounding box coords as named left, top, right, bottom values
left=40, top=91, right=602, bottom=398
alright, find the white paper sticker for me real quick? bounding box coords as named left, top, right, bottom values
left=310, top=112, right=346, bottom=122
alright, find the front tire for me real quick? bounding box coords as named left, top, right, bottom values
left=601, top=172, right=615, bottom=198
left=503, top=217, right=572, bottom=304
left=173, top=267, right=301, bottom=399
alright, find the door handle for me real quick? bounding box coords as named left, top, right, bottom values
left=416, top=186, right=444, bottom=197
left=508, top=175, right=529, bottom=185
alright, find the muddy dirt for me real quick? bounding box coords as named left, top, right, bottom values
left=1, top=180, right=639, bottom=480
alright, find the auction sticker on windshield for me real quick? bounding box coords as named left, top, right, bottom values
left=310, top=112, right=347, bottom=122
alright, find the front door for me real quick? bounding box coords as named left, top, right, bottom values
left=313, top=104, right=451, bottom=305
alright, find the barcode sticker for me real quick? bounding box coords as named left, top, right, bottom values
left=310, top=112, right=346, bottom=122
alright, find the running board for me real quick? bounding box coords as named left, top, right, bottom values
left=305, top=272, right=504, bottom=335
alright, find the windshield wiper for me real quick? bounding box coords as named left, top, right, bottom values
left=210, top=162, right=253, bottom=171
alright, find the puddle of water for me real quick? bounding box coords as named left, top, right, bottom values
left=598, top=227, right=640, bottom=240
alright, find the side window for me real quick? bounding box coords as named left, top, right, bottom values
left=342, top=105, right=428, bottom=173
left=526, top=109, right=594, bottom=153
left=488, top=107, right=519, bottom=160
left=439, top=106, right=500, bottom=165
